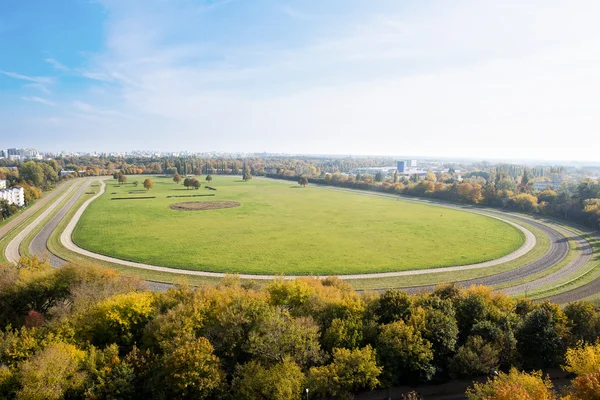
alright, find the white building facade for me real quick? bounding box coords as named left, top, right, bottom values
left=0, top=180, right=6, bottom=190
left=0, top=187, right=25, bottom=207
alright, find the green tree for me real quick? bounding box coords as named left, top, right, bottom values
left=516, top=302, right=570, bottom=369
left=20, top=161, right=44, bottom=187
left=143, top=178, right=154, bottom=191
left=377, top=320, right=435, bottom=384
left=375, top=171, right=384, bottom=182
left=449, top=336, right=499, bottom=378
left=205, top=174, right=212, bottom=182
left=376, top=289, right=412, bottom=324
left=118, top=174, right=127, bottom=184
left=84, top=344, right=135, bottom=399
left=309, top=346, right=382, bottom=400
left=298, top=177, right=308, bottom=187
left=564, top=301, right=599, bottom=344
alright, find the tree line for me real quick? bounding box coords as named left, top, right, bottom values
left=268, top=171, right=600, bottom=229
left=1, top=256, right=600, bottom=399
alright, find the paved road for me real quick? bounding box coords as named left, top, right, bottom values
left=5, top=180, right=80, bottom=263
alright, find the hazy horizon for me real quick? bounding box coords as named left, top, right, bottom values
left=1, top=0, right=599, bottom=161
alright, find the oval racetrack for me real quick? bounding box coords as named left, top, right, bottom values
left=3, top=177, right=599, bottom=303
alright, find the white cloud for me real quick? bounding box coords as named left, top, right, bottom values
left=73, top=100, right=127, bottom=118
left=277, top=4, right=310, bottom=20
left=22, top=96, right=56, bottom=106
left=0, top=70, right=54, bottom=84
left=24, top=83, right=51, bottom=94
left=45, top=58, right=70, bottom=71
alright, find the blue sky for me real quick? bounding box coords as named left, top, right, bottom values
left=1, top=0, right=599, bottom=160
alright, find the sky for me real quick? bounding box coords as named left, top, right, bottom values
left=1, top=0, right=599, bottom=161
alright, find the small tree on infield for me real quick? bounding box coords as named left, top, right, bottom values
left=192, top=179, right=201, bottom=190
left=118, top=174, right=127, bottom=184
left=173, top=174, right=182, bottom=185
left=298, top=177, right=308, bottom=187
left=183, top=178, right=190, bottom=189
left=143, top=178, right=154, bottom=191
left=206, top=175, right=212, bottom=183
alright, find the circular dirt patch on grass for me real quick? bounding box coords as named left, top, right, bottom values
left=169, top=201, right=241, bottom=211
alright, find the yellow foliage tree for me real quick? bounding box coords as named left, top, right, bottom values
left=466, top=368, right=554, bottom=400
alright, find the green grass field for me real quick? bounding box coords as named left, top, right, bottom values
left=72, top=176, right=524, bottom=275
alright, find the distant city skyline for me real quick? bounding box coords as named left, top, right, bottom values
left=1, top=0, right=600, bottom=161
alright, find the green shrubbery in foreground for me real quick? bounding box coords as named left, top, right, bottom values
left=2, top=257, right=600, bottom=399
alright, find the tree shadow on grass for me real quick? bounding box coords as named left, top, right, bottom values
left=289, top=186, right=303, bottom=189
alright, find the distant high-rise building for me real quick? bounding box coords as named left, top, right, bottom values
left=397, top=161, right=406, bottom=173
left=7, top=148, right=18, bottom=156
left=0, top=150, right=5, bottom=158
left=408, top=160, right=418, bottom=167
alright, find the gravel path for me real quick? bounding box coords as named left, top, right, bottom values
left=5, top=180, right=80, bottom=263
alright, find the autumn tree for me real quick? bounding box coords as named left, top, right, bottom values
left=173, top=173, right=182, bottom=184
left=243, top=169, right=252, bottom=181
left=309, top=346, right=382, bottom=399
left=159, top=335, right=225, bottom=399
left=143, top=178, right=154, bottom=191
left=17, top=342, right=87, bottom=400
left=298, top=177, right=308, bottom=187
left=118, top=174, right=127, bottom=184
left=232, top=358, right=306, bottom=400
left=466, top=368, right=554, bottom=400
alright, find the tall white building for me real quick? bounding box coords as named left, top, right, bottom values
left=0, top=187, right=25, bottom=207
left=0, top=180, right=6, bottom=190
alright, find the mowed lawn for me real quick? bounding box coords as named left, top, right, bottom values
left=72, top=176, right=525, bottom=275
